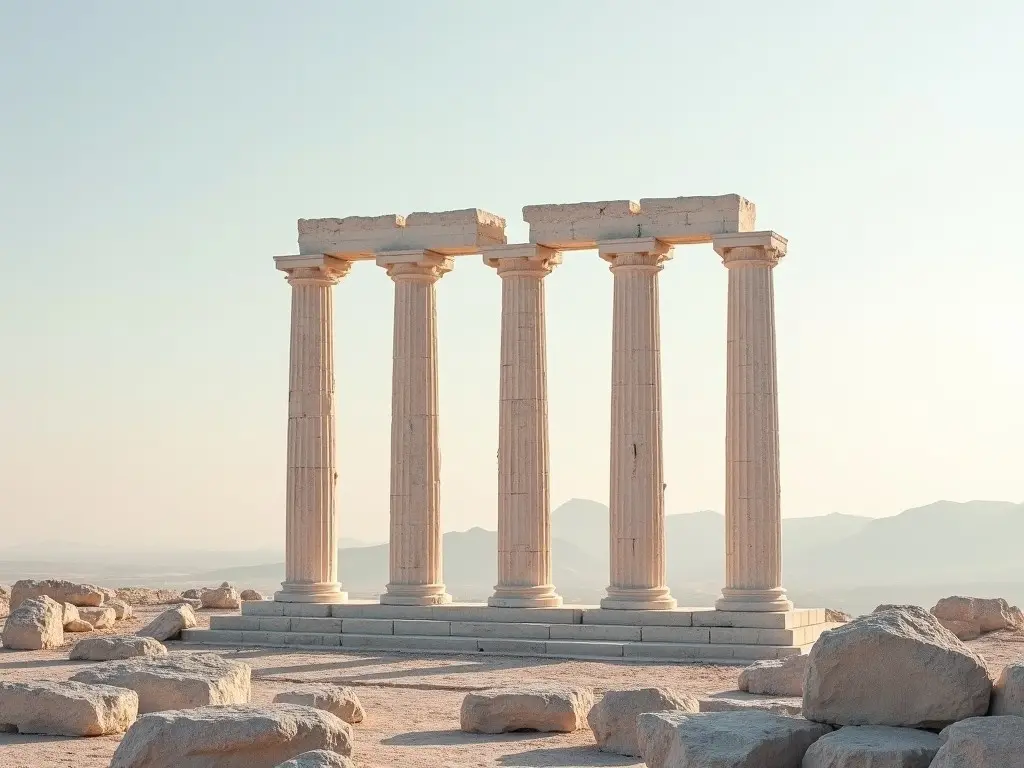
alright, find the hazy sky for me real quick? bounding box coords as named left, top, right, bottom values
left=1, top=2, right=1021, bottom=551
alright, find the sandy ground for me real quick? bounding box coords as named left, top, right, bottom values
left=0, top=607, right=1021, bottom=768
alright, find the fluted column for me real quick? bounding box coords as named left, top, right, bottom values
left=484, top=245, right=563, bottom=608
left=714, top=231, right=793, bottom=612
left=274, top=255, right=351, bottom=603
left=600, top=238, right=677, bottom=610
left=377, top=250, right=453, bottom=606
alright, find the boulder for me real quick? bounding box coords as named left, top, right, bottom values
left=0, top=680, right=138, bottom=737
left=182, top=588, right=203, bottom=599
left=930, top=716, right=1024, bottom=767
left=586, top=686, right=698, bottom=756
left=738, top=654, right=808, bottom=696
left=71, top=652, right=251, bottom=713
left=460, top=684, right=594, bottom=733
left=241, top=589, right=266, bottom=601
left=178, top=597, right=203, bottom=609
left=108, top=598, right=133, bottom=620
left=274, top=750, right=355, bottom=768
left=825, top=608, right=852, bottom=622
left=70, top=635, right=168, bottom=661
left=1, top=595, right=64, bottom=650
left=936, top=618, right=981, bottom=641
left=101, top=587, right=119, bottom=602
left=139, top=604, right=197, bottom=641
left=990, top=662, right=1024, bottom=716
left=10, top=578, right=105, bottom=609
left=932, top=596, right=1024, bottom=633
left=0, top=586, right=9, bottom=619
left=802, top=725, right=941, bottom=768
left=201, top=585, right=241, bottom=610
left=803, top=607, right=992, bottom=728
left=79, top=605, right=118, bottom=630
left=637, top=710, right=830, bottom=768
left=698, top=691, right=804, bottom=716
left=62, top=602, right=80, bottom=626
left=274, top=685, right=364, bottom=724
left=110, top=704, right=352, bottom=768
left=65, top=619, right=94, bottom=632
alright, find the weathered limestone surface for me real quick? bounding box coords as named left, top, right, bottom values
left=379, top=251, right=452, bottom=606
left=523, top=195, right=755, bottom=248
left=587, top=686, right=698, bottom=756
left=71, top=653, right=251, bottom=713
left=108, top=598, right=133, bottom=620
left=274, top=256, right=350, bottom=604
left=930, top=716, right=1024, bottom=767
left=65, top=618, right=93, bottom=632
left=803, top=607, right=992, bottom=728
left=1, top=595, right=63, bottom=650
left=802, top=725, right=941, bottom=768
left=600, top=239, right=675, bottom=611
left=10, top=579, right=105, bottom=609
left=714, top=231, right=793, bottom=612
left=990, top=662, right=1024, bottom=716
left=738, top=654, right=808, bottom=696
left=637, top=709, right=830, bottom=768
left=274, top=751, right=355, bottom=768
left=698, top=690, right=803, bottom=716
left=70, top=635, right=168, bottom=661
left=274, top=685, right=364, bottom=724
left=298, top=208, right=506, bottom=257
left=461, top=684, right=594, bottom=733
left=0, top=680, right=138, bottom=737
left=932, top=595, right=1024, bottom=633
left=110, top=704, right=353, bottom=768
left=936, top=618, right=981, bottom=641
left=138, top=604, right=197, bottom=641
left=0, top=585, right=9, bottom=618
left=241, top=589, right=266, bottom=601
left=484, top=245, right=562, bottom=608
left=79, top=605, right=117, bottom=629
left=202, top=584, right=241, bottom=610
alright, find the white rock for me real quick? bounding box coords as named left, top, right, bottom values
left=101, top=587, right=119, bottom=602
left=138, top=604, right=197, bottom=641
left=110, top=704, right=352, bottom=768
left=65, top=618, right=94, bottom=632
left=637, top=710, right=830, bottom=768
left=930, top=716, right=1024, bottom=767
left=71, top=652, right=251, bottom=713
left=802, top=725, right=941, bottom=768
left=990, top=663, right=1024, bottom=717
left=274, top=750, right=355, bottom=768
left=460, top=684, right=594, bottom=733
left=274, top=686, right=364, bottom=724
left=0, top=680, right=138, bottom=737
left=932, top=596, right=1024, bottom=633
left=586, top=687, right=698, bottom=757
left=79, top=605, right=118, bottom=629
left=698, top=690, right=804, bottom=716
left=10, top=578, right=105, bottom=608
left=803, top=607, right=992, bottom=728
left=70, top=635, right=168, bottom=661
left=1, top=595, right=64, bottom=650
left=181, top=588, right=203, bottom=599
left=240, top=589, right=266, bottom=601
left=0, top=586, right=9, bottom=619
left=738, top=654, right=809, bottom=696
left=62, top=601, right=80, bottom=625
left=108, top=598, right=133, bottom=620
left=201, top=585, right=241, bottom=610
left=935, top=618, right=981, bottom=641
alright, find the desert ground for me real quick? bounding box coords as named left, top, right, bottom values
left=1, top=606, right=1022, bottom=768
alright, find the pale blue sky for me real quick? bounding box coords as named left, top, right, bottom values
left=1, top=1, right=1021, bottom=550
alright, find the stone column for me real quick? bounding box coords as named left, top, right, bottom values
left=377, top=250, right=453, bottom=606
left=713, top=231, right=793, bottom=612
left=484, top=245, right=563, bottom=608
left=599, top=238, right=677, bottom=610
left=274, top=254, right=351, bottom=603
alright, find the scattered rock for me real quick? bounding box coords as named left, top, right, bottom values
left=241, top=589, right=266, bottom=601
left=100, top=587, right=119, bottom=602
left=274, top=751, right=355, bottom=768
left=738, top=654, right=809, bottom=696
left=178, top=597, right=202, bottom=609
left=932, top=595, right=1024, bottom=633
left=138, top=604, right=197, bottom=641
left=109, top=704, right=352, bottom=768
left=935, top=618, right=981, bottom=641
left=802, top=725, right=941, bottom=768
left=698, top=691, right=804, bottom=716
left=0, top=680, right=138, bottom=737
left=71, top=652, right=251, bottom=713
left=201, top=584, right=242, bottom=610
left=637, top=710, right=830, bottom=768
left=825, top=608, right=852, bottom=623
left=274, top=685, right=364, bottom=724
left=803, top=606, right=992, bottom=728
left=11, top=579, right=104, bottom=609
left=990, top=663, right=1024, bottom=717
left=62, top=602, right=81, bottom=627
left=181, top=588, right=203, bottom=599
left=70, top=635, right=168, bottom=661
left=460, top=684, right=594, bottom=733
left=115, top=587, right=185, bottom=606
left=65, top=619, right=94, bottom=632
left=930, top=716, right=1024, bottom=767
left=107, top=598, right=133, bottom=620
left=79, top=605, right=118, bottom=630
left=587, top=686, right=697, bottom=757
left=1, top=595, right=64, bottom=650
left=0, top=585, right=9, bottom=618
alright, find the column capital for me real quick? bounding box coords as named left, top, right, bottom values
left=713, top=230, right=787, bottom=268
left=376, top=249, right=454, bottom=282
left=274, top=254, right=353, bottom=284
left=598, top=237, right=673, bottom=272
left=482, top=243, right=562, bottom=277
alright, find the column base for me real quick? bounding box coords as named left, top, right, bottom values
left=601, top=585, right=677, bottom=611
left=488, top=584, right=563, bottom=608
left=715, top=587, right=793, bottom=613
left=274, top=582, right=347, bottom=604
left=380, top=583, right=452, bottom=606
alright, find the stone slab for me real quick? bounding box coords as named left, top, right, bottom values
left=545, top=640, right=624, bottom=658
left=186, top=630, right=242, bottom=644
left=394, top=619, right=451, bottom=636
left=210, top=616, right=260, bottom=632
left=692, top=609, right=821, bottom=629
left=581, top=608, right=694, bottom=627
left=283, top=604, right=333, bottom=618
left=341, top=618, right=394, bottom=635
left=340, top=634, right=479, bottom=653
left=292, top=617, right=343, bottom=634
left=242, top=601, right=286, bottom=617
left=259, top=617, right=292, bottom=632
left=283, top=632, right=341, bottom=647
left=476, top=638, right=547, bottom=654
left=548, top=624, right=641, bottom=642
left=710, top=627, right=796, bottom=646
left=698, top=690, right=804, bottom=716
left=451, top=621, right=550, bottom=640
left=331, top=603, right=432, bottom=620
left=641, top=626, right=712, bottom=643
left=432, top=605, right=583, bottom=624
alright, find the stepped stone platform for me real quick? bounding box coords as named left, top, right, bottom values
left=180, top=602, right=837, bottom=663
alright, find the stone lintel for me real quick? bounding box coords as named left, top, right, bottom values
left=273, top=254, right=352, bottom=273
left=374, top=248, right=449, bottom=269
left=598, top=237, right=673, bottom=263
left=523, top=194, right=756, bottom=249
left=298, top=208, right=507, bottom=257
left=712, top=230, right=788, bottom=257
left=480, top=243, right=560, bottom=269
